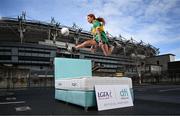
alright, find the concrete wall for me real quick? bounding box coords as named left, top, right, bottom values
left=145, top=54, right=175, bottom=71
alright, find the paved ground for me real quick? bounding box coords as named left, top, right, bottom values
left=134, top=84, right=180, bottom=104
left=0, top=85, right=180, bottom=115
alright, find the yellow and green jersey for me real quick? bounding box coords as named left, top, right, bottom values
left=91, top=20, right=109, bottom=44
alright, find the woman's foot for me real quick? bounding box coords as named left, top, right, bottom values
left=71, top=46, right=79, bottom=53
left=90, top=45, right=97, bottom=53
left=67, top=45, right=78, bottom=53
left=71, top=46, right=76, bottom=52
left=108, top=45, right=114, bottom=55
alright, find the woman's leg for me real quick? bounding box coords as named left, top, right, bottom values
left=100, top=44, right=114, bottom=56
left=75, top=39, right=97, bottom=49
left=100, top=44, right=108, bottom=56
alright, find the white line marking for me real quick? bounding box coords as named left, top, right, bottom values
left=0, top=101, right=25, bottom=105
left=6, top=97, right=16, bottom=100
left=137, top=89, right=147, bottom=91
left=159, top=88, right=180, bottom=92
left=15, top=106, right=31, bottom=112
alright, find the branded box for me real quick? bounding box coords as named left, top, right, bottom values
left=54, top=58, right=134, bottom=110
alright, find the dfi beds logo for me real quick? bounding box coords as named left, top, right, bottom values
left=119, top=88, right=129, bottom=99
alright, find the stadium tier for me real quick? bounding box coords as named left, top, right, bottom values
left=0, top=14, right=167, bottom=88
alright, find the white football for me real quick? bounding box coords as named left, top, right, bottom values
left=61, top=27, right=69, bottom=36
left=131, top=53, right=136, bottom=58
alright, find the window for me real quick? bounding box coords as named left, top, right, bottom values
left=157, top=61, right=159, bottom=65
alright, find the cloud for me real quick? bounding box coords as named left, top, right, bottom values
left=144, top=0, right=176, bottom=17
left=79, top=0, right=179, bottom=38
left=77, top=0, right=180, bottom=59
left=132, top=23, right=180, bottom=45
left=97, top=0, right=179, bottom=43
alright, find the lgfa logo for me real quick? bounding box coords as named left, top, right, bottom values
left=97, top=90, right=112, bottom=100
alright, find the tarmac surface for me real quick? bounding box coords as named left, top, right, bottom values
left=0, top=84, right=180, bottom=115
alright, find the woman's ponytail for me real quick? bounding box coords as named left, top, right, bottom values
left=87, top=14, right=106, bottom=25
left=96, top=17, right=105, bottom=25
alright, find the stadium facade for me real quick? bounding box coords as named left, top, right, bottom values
left=0, top=13, right=177, bottom=88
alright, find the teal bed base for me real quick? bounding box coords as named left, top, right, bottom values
left=54, top=58, right=134, bottom=109
left=55, top=90, right=96, bottom=108
left=55, top=89, right=134, bottom=109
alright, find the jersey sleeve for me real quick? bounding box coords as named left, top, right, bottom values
left=93, top=20, right=104, bottom=32
left=92, top=20, right=104, bottom=35
left=93, top=20, right=101, bottom=28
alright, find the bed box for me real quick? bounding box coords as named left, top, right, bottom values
left=55, top=89, right=134, bottom=108
left=54, top=58, right=134, bottom=108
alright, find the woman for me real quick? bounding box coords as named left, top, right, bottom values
left=74, top=14, right=114, bottom=56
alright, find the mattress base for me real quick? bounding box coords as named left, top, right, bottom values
left=55, top=89, right=134, bottom=108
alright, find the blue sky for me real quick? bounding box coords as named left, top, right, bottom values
left=0, top=0, right=180, bottom=60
